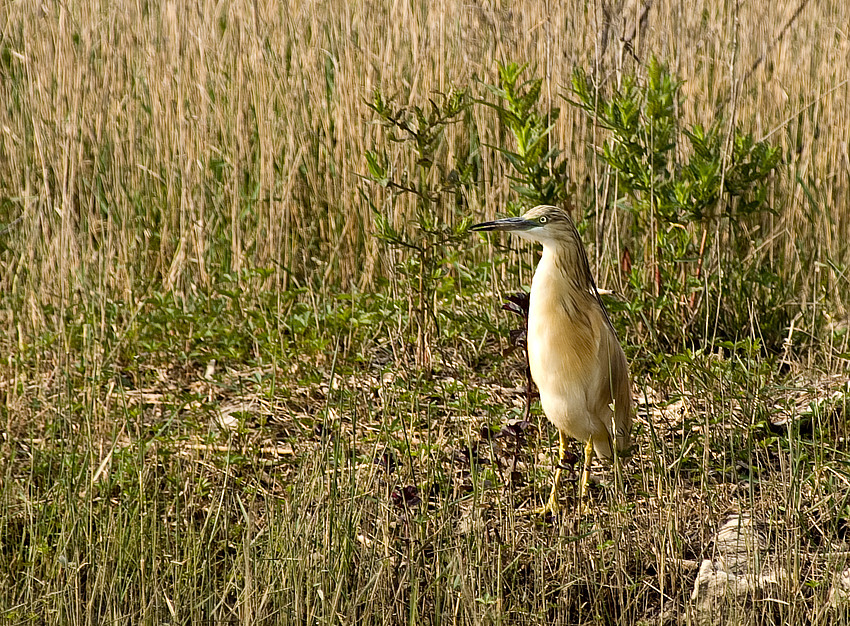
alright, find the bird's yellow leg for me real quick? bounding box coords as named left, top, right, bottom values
left=534, top=466, right=562, bottom=516
left=577, top=438, right=595, bottom=515
left=533, top=430, right=570, bottom=516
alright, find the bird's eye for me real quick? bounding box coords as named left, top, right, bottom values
left=539, top=216, right=548, bottom=224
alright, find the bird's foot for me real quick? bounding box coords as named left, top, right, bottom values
left=531, top=495, right=594, bottom=518
left=532, top=492, right=560, bottom=517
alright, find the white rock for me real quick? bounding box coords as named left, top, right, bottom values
left=690, top=514, right=784, bottom=626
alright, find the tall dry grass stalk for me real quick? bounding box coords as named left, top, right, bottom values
left=0, top=0, right=848, bottom=344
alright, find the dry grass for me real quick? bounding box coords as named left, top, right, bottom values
left=1, top=0, right=850, bottom=624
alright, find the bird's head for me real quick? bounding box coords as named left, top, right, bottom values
left=470, top=205, right=578, bottom=249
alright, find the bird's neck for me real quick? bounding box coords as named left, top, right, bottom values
left=529, top=243, right=597, bottom=324
left=539, top=242, right=595, bottom=292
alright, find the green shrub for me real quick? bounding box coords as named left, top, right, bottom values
left=570, top=58, right=787, bottom=357
left=364, top=89, right=476, bottom=369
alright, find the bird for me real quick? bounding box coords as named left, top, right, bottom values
left=471, top=205, right=632, bottom=515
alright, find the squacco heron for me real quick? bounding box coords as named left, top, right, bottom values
left=472, top=205, right=632, bottom=515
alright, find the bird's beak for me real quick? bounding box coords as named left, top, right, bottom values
left=470, top=217, right=536, bottom=233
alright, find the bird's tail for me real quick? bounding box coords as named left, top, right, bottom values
left=593, top=419, right=631, bottom=461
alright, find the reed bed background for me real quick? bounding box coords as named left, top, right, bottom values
left=2, top=0, right=848, bottom=312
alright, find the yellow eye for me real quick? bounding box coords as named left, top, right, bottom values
left=539, top=216, right=548, bottom=224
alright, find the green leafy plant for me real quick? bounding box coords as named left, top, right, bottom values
left=481, top=62, right=573, bottom=213
left=364, top=89, right=477, bottom=369
left=570, top=58, right=786, bottom=355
